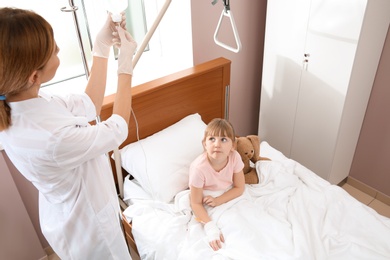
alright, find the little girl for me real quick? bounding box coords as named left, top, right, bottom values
left=189, top=118, right=245, bottom=251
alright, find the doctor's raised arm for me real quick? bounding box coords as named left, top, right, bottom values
left=85, top=13, right=137, bottom=124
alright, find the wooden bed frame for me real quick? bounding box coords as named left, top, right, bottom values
left=100, top=57, right=231, bottom=257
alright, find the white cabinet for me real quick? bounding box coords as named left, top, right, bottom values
left=258, top=0, right=390, bottom=184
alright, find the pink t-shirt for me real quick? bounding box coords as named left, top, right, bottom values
left=189, top=150, right=244, bottom=191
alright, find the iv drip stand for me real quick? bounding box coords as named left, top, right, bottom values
left=62, top=0, right=173, bottom=199
left=61, top=0, right=91, bottom=79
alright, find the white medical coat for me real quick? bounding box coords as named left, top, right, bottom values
left=0, top=90, right=131, bottom=259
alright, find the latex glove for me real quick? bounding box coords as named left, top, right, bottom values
left=115, top=26, right=137, bottom=75
left=92, top=13, right=125, bottom=58
left=204, top=221, right=224, bottom=251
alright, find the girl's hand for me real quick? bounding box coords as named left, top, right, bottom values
left=203, top=196, right=220, bottom=207
left=204, top=221, right=225, bottom=251
left=209, top=233, right=225, bottom=251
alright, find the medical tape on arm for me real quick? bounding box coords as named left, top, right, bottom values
left=204, top=221, right=220, bottom=242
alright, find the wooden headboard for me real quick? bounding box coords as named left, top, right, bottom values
left=100, top=57, right=231, bottom=187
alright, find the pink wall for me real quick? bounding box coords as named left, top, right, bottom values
left=191, top=0, right=267, bottom=136
left=0, top=152, right=47, bottom=259
left=2, top=152, right=49, bottom=249
left=349, top=27, right=390, bottom=196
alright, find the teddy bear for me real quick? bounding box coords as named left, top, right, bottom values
left=236, top=135, right=270, bottom=184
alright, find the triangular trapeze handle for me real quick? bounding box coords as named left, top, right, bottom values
left=214, top=9, right=242, bottom=53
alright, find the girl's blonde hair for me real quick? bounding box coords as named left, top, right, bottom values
left=0, top=8, right=55, bottom=131
left=203, top=118, right=236, bottom=143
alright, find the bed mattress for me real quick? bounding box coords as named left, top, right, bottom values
left=123, top=142, right=390, bottom=259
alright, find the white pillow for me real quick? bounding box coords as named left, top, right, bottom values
left=119, top=113, right=206, bottom=202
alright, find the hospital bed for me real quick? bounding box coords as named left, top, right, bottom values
left=100, top=57, right=390, bottom=259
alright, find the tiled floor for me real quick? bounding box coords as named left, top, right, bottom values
left=46, top=184, right=390, bottom=260
left=48, top=253, right=60, bottom=260
left=341, top=183, right=390, bottom=218
left=46, top=247, right=60, bottom=260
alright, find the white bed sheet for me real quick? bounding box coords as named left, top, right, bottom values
left=123, top=142, right=390, bottom=259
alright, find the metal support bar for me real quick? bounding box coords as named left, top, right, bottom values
left=225, top=85, right=230, bottom=120
left=115, top=0, right=172, bottom=199
left=132, top=0, right=172, bottom=68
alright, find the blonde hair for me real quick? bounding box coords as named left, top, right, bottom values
left=203, top=118, right=236, bottom=143
left=0, top=8, right=55, bottom=131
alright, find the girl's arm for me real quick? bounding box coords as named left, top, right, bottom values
left=204, top=170, right=245, bottom=207
left=190, top=185, right=225, bottom=251
left=190, top=186, right=211, bottom=223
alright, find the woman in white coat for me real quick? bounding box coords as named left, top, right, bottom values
left=0, top=7, right=136, bottom=259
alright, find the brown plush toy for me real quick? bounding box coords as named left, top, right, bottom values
left=236, top=135, right=270, bottom=184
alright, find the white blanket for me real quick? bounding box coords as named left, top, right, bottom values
left=123, top=144, right=390, bottom=260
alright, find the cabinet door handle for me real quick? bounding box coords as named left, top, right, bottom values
left=303, top=53, right=310, bottom=70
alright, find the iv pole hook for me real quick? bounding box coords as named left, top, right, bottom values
left=212, top=0, right=230, bottom=12
left=61, top=0, right=90, bottom=78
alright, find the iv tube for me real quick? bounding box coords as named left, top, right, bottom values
left=103, top=0, right=128, bottom=22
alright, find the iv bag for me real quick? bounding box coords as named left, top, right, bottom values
left=103, top=0, right=128, bottom=22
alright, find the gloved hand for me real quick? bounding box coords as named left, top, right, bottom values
left=204, top=221, right=224, bottom=250
left=115, top=26, right=137, bottom=75
left=92, top=13, right=125, bottom=58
